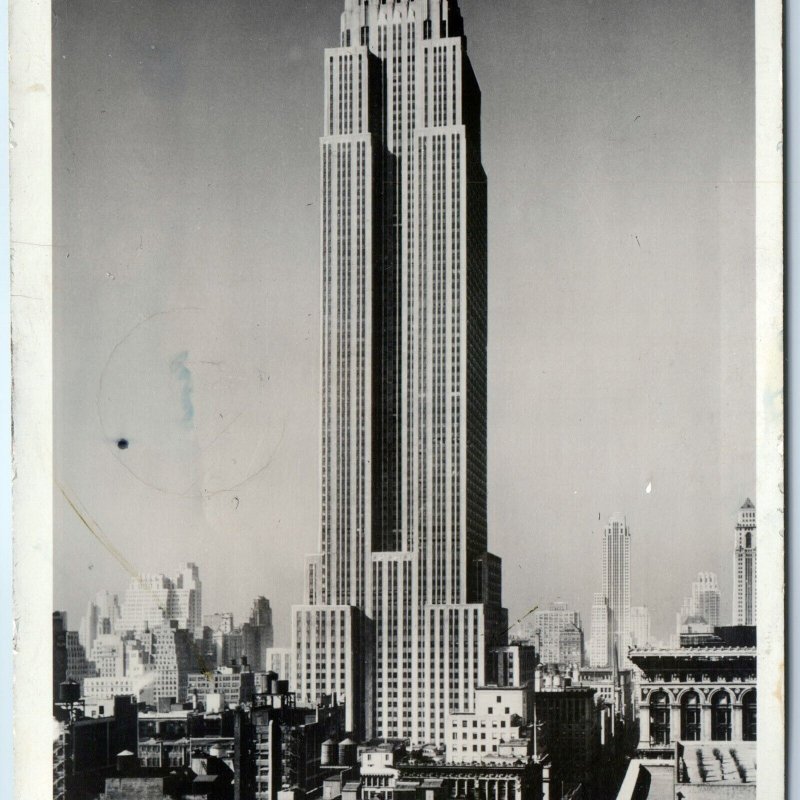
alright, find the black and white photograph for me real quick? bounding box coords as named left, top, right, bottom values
left=9, top=0, right=785, bottom=798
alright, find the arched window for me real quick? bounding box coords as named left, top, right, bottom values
left=711, top=692, right=732, bottom=741
left=743, top=690, right=757, bottom=741
left=650, top=691, right=671, bottom=745
left=680, top=691, right=701, bottom=741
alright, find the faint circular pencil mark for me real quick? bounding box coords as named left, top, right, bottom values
left=97, top=307, right=285, bottom=496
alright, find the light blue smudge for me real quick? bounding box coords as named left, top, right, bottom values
left=170, top=351, right=194, bottom=426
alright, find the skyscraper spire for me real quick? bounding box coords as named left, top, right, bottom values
left=291, top=0, right=504, bottom=745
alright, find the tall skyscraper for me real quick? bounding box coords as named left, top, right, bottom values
left=733, top=499, right=756, bottom=625
left=292, top=0, right=505, bottom=745
left=588, top=593, right=611, bottom=668
left=602, top=514, right=631, bottom=666
left=691, top=572, right=720, bottom=627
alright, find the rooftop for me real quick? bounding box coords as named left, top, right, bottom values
left=678, top=741, right=756, bottom=785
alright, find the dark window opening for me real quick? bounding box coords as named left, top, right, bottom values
left=743, top=690, right=757, bottom=741
left=680, top=692, right=701, bottom=741
left=711, top=692, right=732, bottom=741
left=650, top=691, right=670, bottom=746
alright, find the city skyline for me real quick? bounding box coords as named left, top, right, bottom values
left=54, top=0, right=755, bottom=646
left=62, top=497, right=751, bottom=655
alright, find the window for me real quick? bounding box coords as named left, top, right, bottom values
left=711, top=692, right=732, bottom=741
left=650, top=691, right=670, bottom=746
left=743, top=690, right=756, bottom=741
left=680, top=692, right=701, bottom=741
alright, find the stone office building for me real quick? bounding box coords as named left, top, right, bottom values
left=630, top=628, right=756, bottom=759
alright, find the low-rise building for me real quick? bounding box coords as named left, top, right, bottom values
left=83, top=673, right=156, bottom=714
left=445, top=686, right=529, bottom=764
left=397, top=758, right=546, bottom=800
left=234, top=686, right=346, bottom=800
left=188, top=662, right=256, bottom=709
left=358, top=742, right=406, bottom=800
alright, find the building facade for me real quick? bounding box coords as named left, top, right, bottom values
left=291, top=0, right=506, bottom=746
left=528, top=601, right=582, bottom=667
left=265, top=648, right=295, bottom=690
left=116, top=563, right=202, bottom=638
left=188, top=664, right=256, bottom=709
left=630, top=639, right=756, bottom=759
left=733, top=499, right=756, bottom=626
left=445, top=686, right=530, bottom=764
left=488, top=645, right=538, bottom=688
left=234, top=690, right=345, bottom=800
left=78, top=590, right=121, bottom=657
left=602, top=515, right=631, bottom=667
left=139, top=622, right=197, bottom=704
left=629, top=606, right=651, bottom=649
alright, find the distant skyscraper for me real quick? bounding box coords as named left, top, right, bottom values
left=242, top=596, right=274, bottom=671
left=733, top=499, right=756, bottom=625
left=691, top=572, right=720, bottom=627
left=174, top=563, right=203, bottom=638
left=117, top=563, right=202, bottom=638
left=65, top=631, right=94, bottom=690
left=78, top=590, right=121, bottom=656
left=629, top=606, right=651, bottom=649
left=673, top=596, right=693, bottom=647
left=589, top=594, right=611, bottom=668
left=602, top=514, right=631, bottom=665
left=530, top=601, right=582, bottom=666
left=291, top=0, right=505, bottom=744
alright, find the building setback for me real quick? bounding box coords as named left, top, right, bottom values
left=291, top=0, right=506, bottom=746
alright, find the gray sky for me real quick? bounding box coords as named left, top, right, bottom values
left=54, top=0, right=755, bottom=644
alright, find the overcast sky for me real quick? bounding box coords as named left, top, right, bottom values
left=53, top=0, right=755, bottom=644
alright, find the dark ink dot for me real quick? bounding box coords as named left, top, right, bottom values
left=117, top=439, right=129, bottom=450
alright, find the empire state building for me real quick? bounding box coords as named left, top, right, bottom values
left=291, top=0, right=506, bottom=746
